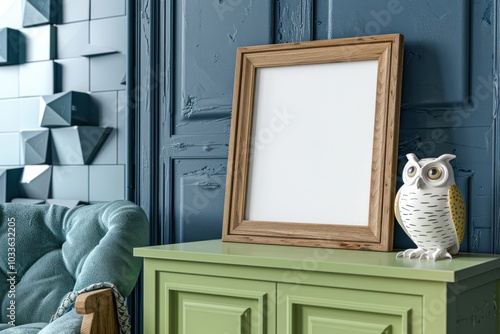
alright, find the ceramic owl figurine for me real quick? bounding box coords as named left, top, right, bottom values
left=394, top=153, right=465, bottom=261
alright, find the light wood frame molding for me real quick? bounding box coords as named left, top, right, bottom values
left=223, top=34, right=404, bottom=251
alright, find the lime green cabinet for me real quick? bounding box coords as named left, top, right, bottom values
left=135, top=240, right=500, bottom=334
left=158, top=272, right=275, bottom=333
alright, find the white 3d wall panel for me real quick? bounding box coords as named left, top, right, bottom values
left=0, top=0, right=127, bottom=205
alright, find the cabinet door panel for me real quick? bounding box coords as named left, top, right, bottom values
left=278, top=283, right=422, bottom=334
left=158, top=272, right=276, bottom=334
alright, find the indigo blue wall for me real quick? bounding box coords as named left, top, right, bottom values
left=136, top=0, right=500, bottom=254
left=0, top=0, right=128, bottom=203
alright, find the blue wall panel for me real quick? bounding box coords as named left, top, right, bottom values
left=138, top=0, right=499, bottom=253
left=323, top=0, right=470, bottom=108
left=173, top=0, right=274, bottom=136
left=174, top=159, right=227, bottom=243
left=154, top=0, right=275, bottom=243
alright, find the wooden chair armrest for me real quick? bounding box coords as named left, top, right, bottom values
left=76, top=288, right=119, bottom=334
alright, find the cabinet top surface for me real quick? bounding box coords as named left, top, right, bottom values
left=134, top=240, right=500, bottom=282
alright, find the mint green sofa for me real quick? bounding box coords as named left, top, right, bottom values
left=0, top=200, right=149, bottom=333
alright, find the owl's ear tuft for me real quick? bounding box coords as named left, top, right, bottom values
left=406, top=153, right=419, bottom=163
left=437, top=154, right=456, bottom=162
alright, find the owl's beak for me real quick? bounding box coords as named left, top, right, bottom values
left=416, top=177, right=423, bottom=189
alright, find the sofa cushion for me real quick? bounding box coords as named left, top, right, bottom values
left=0, top=200, right=149, bottom=327
left=0, top=322, right=46, bottom=333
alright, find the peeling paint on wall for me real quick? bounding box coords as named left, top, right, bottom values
left=141, top=0, right=151, bottom=53
left=228, top=25, right=238, bottom=43
left=183, top=165, right=226, bottom=189
left=482, top=0, right=493, bottom=25
left=276, top=0, right=312, bottom=42
left=181, top=95, right=232, bottom=121
left=164, top=142, right=228, bottom=153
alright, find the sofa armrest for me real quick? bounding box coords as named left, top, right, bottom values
left=76, top=288, right=119, bottom=334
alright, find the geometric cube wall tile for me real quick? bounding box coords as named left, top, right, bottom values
left=56, top=21, right=118, bottom=59
left=40, top=91, right=93, bottom=127
left=20, top=97, right=43, bottom=130
left=89, top=165, right=124, bottom=201
left=56, top=21, right=88, bottom=59
left=20, top=129, right=50, bottom=165
left=90, top=0, right=125, bottom=20
left=0, top=133, right=21, bottom=165
left=20, top=165, right=52, bottom=199
left=19, top=61, right=60, bottom=97
left=61, top=0, right=89, bottom=24
left=23, top=0, right=61, bottom=27
left=51, top=126, right=112, bottom=165
left=51, top=165, right=88, bottom=200
left=0, top=28, right=21, bottom=65
left=0, top=66, right=20, bottom=99
left=20, top=25, right=55, bottom=62
left=55, top=58, right=90, bottom=92
left=0, top=167, right=23, bottom=203
left=0, top=1, right=23, bottom=30
left=90, top=16, right=127, bottom=54
left=0, top=99, right=20, bottom=132
left=90, top=53, right=126, bottom=91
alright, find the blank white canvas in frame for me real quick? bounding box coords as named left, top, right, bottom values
left=245, top=60, right=379, bottom=226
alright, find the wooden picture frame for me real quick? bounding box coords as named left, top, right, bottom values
left=222, top=34, right=404, bottom=251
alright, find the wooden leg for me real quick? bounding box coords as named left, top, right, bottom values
left=76, top=288, right=119, bottom=334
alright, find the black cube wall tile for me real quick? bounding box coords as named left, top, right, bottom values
left=40, top=91, right=93, bottom=127
left=23, top=0, right=62, bottom=27
left=0, top=167, right=23, bottom=203
left=0, top=28, right=21, bottom=65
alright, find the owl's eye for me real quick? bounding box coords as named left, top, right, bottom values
left=407, top=166, right=417, bottom=177
left=427, top=167, right=443, bottom=180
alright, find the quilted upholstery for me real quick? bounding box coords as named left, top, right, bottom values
left=0, top=200, right=149, bottom=331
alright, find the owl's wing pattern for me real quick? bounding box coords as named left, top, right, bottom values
left=394, top=189, right=411, bottom=238
left=449, top=184, right=466, bottom=245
